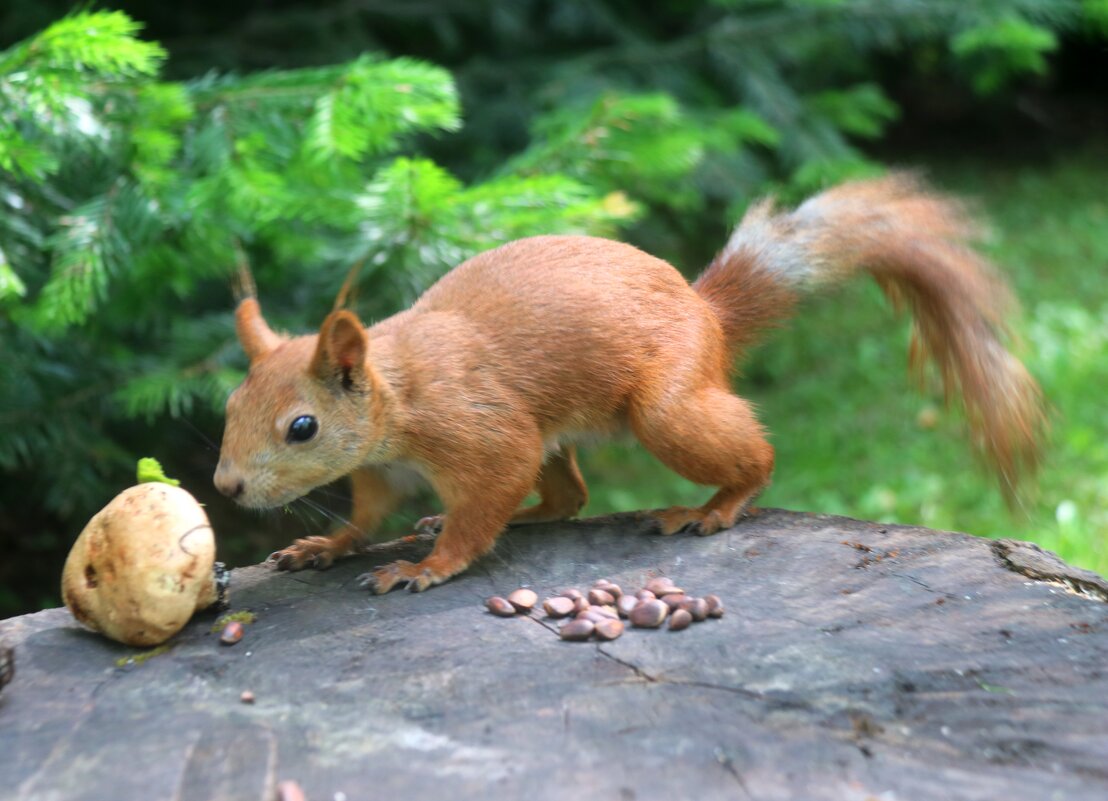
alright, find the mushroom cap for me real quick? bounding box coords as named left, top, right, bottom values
left=62, top=483, right=217, bottom=647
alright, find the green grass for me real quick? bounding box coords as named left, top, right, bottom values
left=577, top=144, right=1108, bottom=578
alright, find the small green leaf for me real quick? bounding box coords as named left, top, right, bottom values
left=978, top=680, right=1014, bottom=695
left=136, top=457, right=180, bottom=486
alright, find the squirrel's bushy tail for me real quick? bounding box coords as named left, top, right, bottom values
left=693, top=173, right=1044, bottom=493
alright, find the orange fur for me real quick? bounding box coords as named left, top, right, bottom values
left=215, top=175, right=1044, bottom=593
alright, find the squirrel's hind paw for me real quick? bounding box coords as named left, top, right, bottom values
left=358, top=559, right=448, bottom=594
left=652, top=506, right=731, bottom=537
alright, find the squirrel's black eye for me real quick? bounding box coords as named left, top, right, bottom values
left=287, top=415, right=318, bottom=443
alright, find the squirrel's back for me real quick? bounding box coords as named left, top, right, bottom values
left=413, top=235, right=698, bottom=321
left=372, top=235, right=727, bottom=434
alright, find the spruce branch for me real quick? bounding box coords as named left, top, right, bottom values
left=0, top=10, right=165, bottom=78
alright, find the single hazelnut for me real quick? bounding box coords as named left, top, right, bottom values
left=594, top=619, right=624, bottom=641
left=560, top=619, right=595, bottom=641
left=669, top=609, right=693, bottom=631
left=507, top=588, right=538, bottom=613
left=629, top=599, right=668, bottom=628
left=543, top=597, right=575, bottom=618
left=486, top=596, right=516, bottom=617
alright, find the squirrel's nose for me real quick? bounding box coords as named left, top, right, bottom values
left=214, top=466, right=246, bottom=500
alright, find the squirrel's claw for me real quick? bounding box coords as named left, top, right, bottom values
left=270, top=535, right=344, bottom=571
left=271, top=551, right=299, bottom=570
left=359, top=560, right=413, bottom=594
left=652, top=506, right=732, bottom=537
left=355, top=571, right=378, bottom=591
left=413, top=514, right=444, bottom=535
left=359, top=559, right=443, bottom=594
left=652, top=506, right=703, bottom=536
left=311, top=550, right=336, bottom=569
left=405, top=569, right=436, bottom=593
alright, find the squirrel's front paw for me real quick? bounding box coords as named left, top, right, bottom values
left=269, top=535, right=348, bottom=571
left=357, top=559, right=449, bottom=594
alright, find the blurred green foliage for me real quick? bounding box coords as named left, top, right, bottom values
left=0, top=10, right=640, bottom=519
left=0, top=3, right=1105, bottom=616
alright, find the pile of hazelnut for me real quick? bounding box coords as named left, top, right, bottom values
left=486, top=577, right=724, bottom=642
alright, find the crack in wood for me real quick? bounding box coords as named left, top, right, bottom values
left=991, top=540, right=1108, bottom=602
left=714, top=747, right=754, bottom=799
left=592, top=645, right=816, bottom=714
left=593, top=644, right=658, bottom=683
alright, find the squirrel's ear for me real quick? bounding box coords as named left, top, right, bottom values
left=236, top=298, right=283, bottom=362
left=311, top=310, right=368, bottom=389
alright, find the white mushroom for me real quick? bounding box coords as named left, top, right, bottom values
left=62, top=482, right=218, bottom=647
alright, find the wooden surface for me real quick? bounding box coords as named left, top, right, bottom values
left=1, top=509, right=1106, bottom=801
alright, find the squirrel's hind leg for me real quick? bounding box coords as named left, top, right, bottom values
left=630, top=386, right=774, bottom=536
left=410, top=443, right=588, bottom=534
left=509, top=444, right=588, bottom=525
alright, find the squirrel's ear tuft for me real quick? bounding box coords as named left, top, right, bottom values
left=236, top=298, right=284, bottom=362
left=311, top=310, right=368, bottom=389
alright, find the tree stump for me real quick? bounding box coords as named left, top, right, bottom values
left=1, top=509, right=1106, bottom=800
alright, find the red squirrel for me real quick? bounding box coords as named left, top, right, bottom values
left=214, top=175, right=1043, bottom=593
